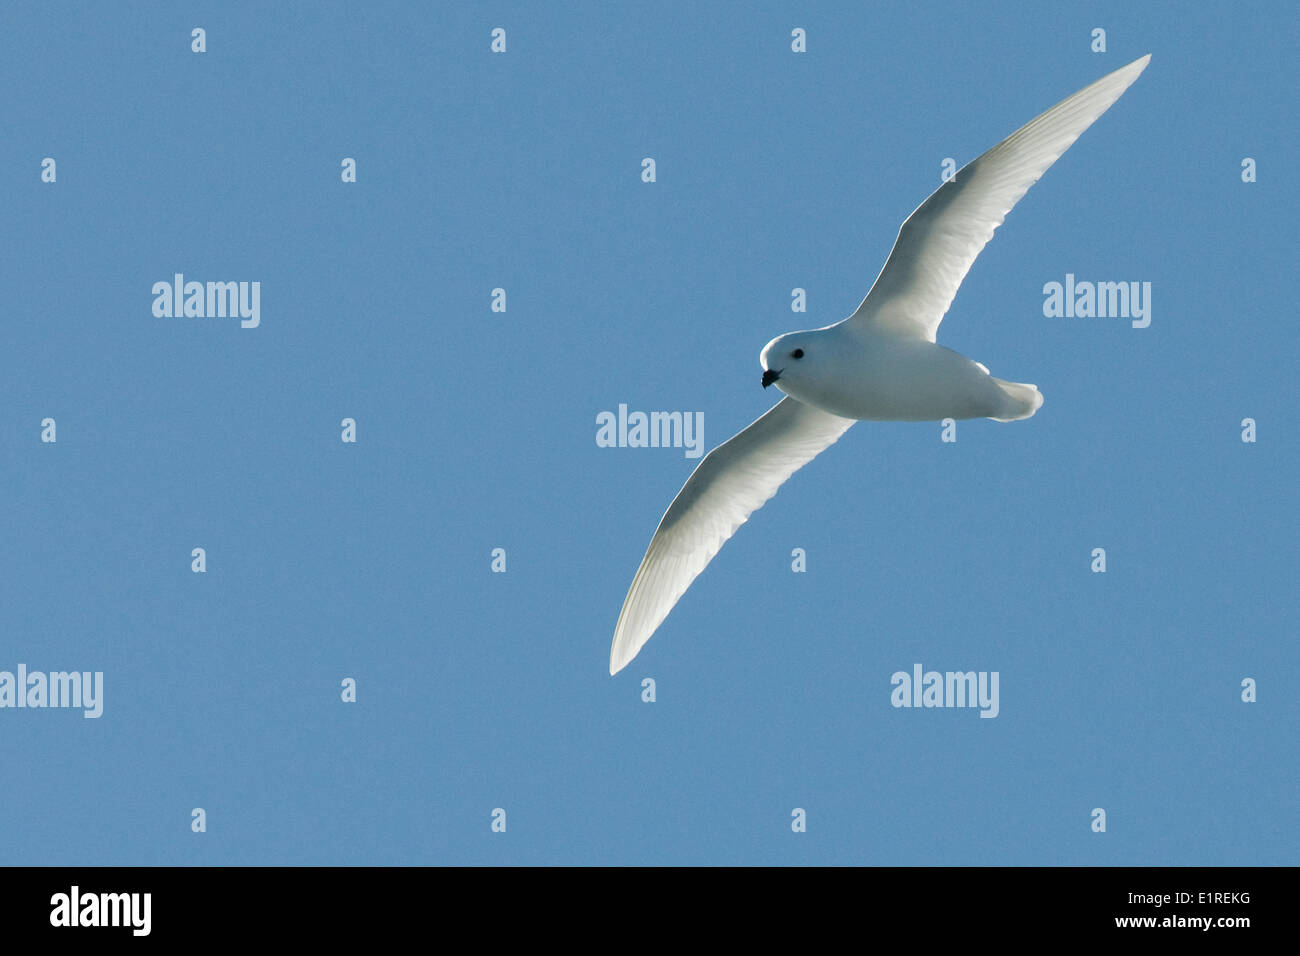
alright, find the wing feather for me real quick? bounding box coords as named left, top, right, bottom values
left=847, top=54, right=1150, bottom=342
left=610, top=397, right=855, bottom=674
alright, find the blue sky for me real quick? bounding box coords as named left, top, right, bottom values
left=2, top=1, right=1295, bottom=865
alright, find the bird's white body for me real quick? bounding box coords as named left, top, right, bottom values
left=609, top=54, right=1151, bottom=675
left=761, top=324, right=1041, bottom=422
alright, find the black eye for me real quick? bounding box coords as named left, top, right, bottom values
left=791, top=348, right=804, bottom=359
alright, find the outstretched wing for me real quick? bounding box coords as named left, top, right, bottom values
left=610, top=397, right=855, bottom=675
left=846, top=54, right=1150, bottom=343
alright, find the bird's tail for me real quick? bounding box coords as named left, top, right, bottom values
left=989, top=378, right=1043, bottom=422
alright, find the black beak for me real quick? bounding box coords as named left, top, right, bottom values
left=761, top=368, right=782, bottom=388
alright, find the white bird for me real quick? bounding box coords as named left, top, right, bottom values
left=610, top=54, right=1151, bottom=675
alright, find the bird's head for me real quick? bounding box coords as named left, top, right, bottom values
left=759, top=331, right=817, bottom=392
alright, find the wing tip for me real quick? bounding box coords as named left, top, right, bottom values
left=609, top=649, right=635, bottom=676
left=1121, top=53, right=1152, bottom=79
left=609, top=627, right=636, bottom=676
